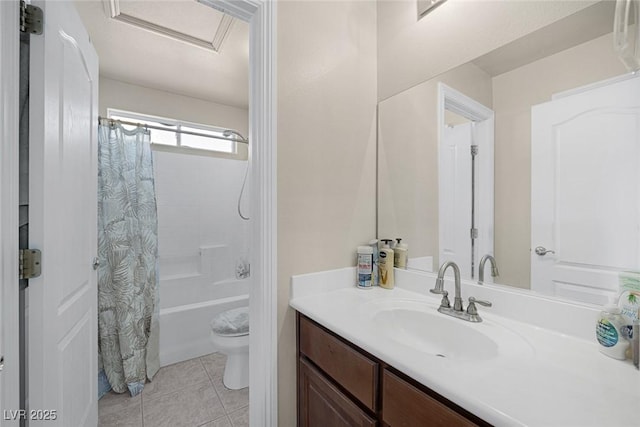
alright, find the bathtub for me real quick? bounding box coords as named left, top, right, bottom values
left=158, top=276, right=250, bottom=366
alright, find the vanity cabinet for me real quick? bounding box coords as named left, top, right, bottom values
left=297, top=313, right=490, bottom=427
left=299, top=358, right=377, bottom=427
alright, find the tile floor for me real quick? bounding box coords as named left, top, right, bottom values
left=98, top=353, right=249, bottom=427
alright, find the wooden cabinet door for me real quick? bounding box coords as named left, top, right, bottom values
left=382, top=369, right=479, bottom=427
left=299, top=358, right=377, bottom=427
left=299, top=315, right=378, bottom=411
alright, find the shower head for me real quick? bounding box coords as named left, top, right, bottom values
left=223, top=129, right=247, bottom=142
left=224, top=128, right=250, bottom=220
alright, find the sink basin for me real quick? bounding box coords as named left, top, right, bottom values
left=366, top=299, right=533, bottom=361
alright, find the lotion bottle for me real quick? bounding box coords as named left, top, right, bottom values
left=379, top=239, right=395, bottom=289
left=394, top=238, right=408, bottom=269
left=596, top=298, right=629, bottom=360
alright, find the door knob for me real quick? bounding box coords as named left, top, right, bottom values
left=92, top=257, right=100, bottom=270
left=534, top=246, right=555, bottom=256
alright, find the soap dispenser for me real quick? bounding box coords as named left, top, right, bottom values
left=379, top=239, right=395, bottom=289
left=596, top=297, right=629, bottom=360
left=394, top=238, right=408, bottom=269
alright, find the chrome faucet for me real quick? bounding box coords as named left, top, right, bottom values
left=478, top=254, right=499, bottom=285
left=430, top=261, right=463, bottom=312
left=431, top=260, right=492, bottom=322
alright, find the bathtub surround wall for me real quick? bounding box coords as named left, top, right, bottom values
left=153, top=150, right=250, bottom=366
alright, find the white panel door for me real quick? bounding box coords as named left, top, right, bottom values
left=0, top=0, right=20, bottom=424
left=439, top=123, right=472, bottom=278
left=28, top=1, right=98, bottom=426
left=531, top=74, right=640, bottom=305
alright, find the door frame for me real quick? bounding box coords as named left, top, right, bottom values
left=0, top=0, right=21, bottom=424
left=1, top=0, right=277, bottom=425
left=437, top=83, right=495, bottom=278
left=200, top=1, right=278, bottom=425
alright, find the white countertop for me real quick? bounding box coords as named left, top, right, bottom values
left=289, top=268, right=640, bottom=427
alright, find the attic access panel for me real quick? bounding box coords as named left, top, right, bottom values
left=105, top=0, right=234, bottom=52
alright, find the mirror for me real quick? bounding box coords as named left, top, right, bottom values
left=377, top=1, right=639, bottom=304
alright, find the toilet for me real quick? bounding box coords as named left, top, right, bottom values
left=210, top=306, right=249, bottom=390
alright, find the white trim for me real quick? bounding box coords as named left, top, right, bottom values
left=439, top=83, right=493, bottom=121
left=552, top=71, right=639, bottom=100
left=247, top=2, right=278, bottom=424
left=150, top=143, right=248, bottom=161
left=103, top=0, right=236, bottom=53
left=437, top=83, right=495, bottom=279
left=0, top=1, right=21, bottom=425
left=198, top=0, right=259, bottom=22
left=201, top=1, right=278, bottom=425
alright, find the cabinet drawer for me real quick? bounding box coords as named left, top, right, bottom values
left=299, top=316, right=378, bottom=411
left=382, top=369, right=479, bottom=427
left=299, top=358, right=378, bottom=427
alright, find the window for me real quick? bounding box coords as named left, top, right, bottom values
left=107, top=109, right=238, bottom=155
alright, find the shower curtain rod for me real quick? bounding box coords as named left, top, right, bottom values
left=98, top=116, right=249, bottom=144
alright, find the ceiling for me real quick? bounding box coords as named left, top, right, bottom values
left=75, top=0, right=249, bottom=109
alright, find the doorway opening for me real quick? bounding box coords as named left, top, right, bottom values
left=16, top=0, right=276, bottom=426
left=437, top=83, right=495, bottom=280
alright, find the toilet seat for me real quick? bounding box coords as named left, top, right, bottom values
left=211, top=306, right=249, bottom=337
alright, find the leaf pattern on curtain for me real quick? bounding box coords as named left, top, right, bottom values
left=97, top=122, right=160, bottom=396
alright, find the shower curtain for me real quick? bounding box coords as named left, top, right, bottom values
left=97, top=120, right=160, bottom=397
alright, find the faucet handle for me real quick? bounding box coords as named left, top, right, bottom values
left=438, top=290, right=451, bottom=309
left=469, top=296, right=492, bottom=307
left=466, top=296, right=492, bottom=315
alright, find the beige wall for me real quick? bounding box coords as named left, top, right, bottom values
left=377, top=0, right=597, bottom=101
left=99, top=77, right=248, bottom=136
left=276, top=0, right=378, bottom=424
left=378, top=63, right=493, bottom=265
left=493, top=31, right=627, bottom=288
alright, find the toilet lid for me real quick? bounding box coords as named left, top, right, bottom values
left=211, top=307, right=249, bottom=337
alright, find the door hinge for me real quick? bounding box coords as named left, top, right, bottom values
left=470, top=145, right=479, bottom=157
left=20, top=1, right=43, bottom=35
left=470, top=228, right=478, bottom=239
left=19, top=249, right=42, bottom=280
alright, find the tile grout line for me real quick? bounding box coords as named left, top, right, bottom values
left=140, top=387, right=145, bottom=427
left=199, top=356, right=215, bottom=384
left=199, top=354, right=224, bottom=386
left=199, top=355, right=235, bottom=417
left=142, top=358, right=212, bottom=401
left=196, top=414, right=233, bottom=427
left=199, top=356, right=231, bottom=425
left=200, top=355, right=222, bottom=421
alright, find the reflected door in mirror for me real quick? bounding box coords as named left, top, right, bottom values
left=531, top=74, right=640, bottom=305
